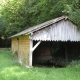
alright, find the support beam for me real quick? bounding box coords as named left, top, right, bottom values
left=29, top=40, right=41, bottom=67
left=32, top=41, right=41, bottom=52
left=29, top=40, right=33, bottom=67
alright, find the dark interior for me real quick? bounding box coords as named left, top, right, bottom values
left=33, top=41, right=80, bottom=67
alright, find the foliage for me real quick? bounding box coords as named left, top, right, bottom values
left=68, top=0, right=80, bottom=29
left=0, top=17, right=10, bottom=47
left=0, top=0, right=40, bottom=36
left=0, top=17, right=5, bottom=37
left=1, top=0, right=26, bottom=35
left=0, top=0, right=80, bottom=47
left=1, top=0, right=80, bottom=37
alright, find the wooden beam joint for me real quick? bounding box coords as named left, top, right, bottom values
left=31, top=41, right=41, bottom=52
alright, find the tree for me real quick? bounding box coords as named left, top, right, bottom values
left=0, top=0, right=66, bottom=36
left=1, top=0, right=80, bottom=37
left=68, top=0, right=80, bottom=29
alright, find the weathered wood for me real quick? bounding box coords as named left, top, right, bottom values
left=29, top=40, right=33, bottom=67
left=17, top=38, right=20, bottom=63
left=33, top=41, right=51, bottom=63
left=32, top=41, right=41, bottom=52
left=30, top=20, right=80, bottom=41
left=10, top=16, right=68, bottom=38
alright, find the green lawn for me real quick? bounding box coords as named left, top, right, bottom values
left=0, top=49, right=80, bottom=80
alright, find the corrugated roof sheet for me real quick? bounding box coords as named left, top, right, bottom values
left=30, top=20, right=80, bottom=41
left=10, top=16, right=68, bottom=38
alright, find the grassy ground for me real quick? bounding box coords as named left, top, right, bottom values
left=0, top=49, right=80, bottom=80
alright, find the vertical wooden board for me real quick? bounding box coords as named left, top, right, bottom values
left=12, top=37, right=18, bottom=53
left=18, top=35, right=30, bottom=66
left=33, top=41, right=51, bottom=63
left=29, top=40, right=33, bottom=66
left=31, top=20, right=80, bottom=41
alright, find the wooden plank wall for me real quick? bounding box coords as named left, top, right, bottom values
left=12, top=38, right=18, bottom=53
left=12, top=35, right=30, bottom=66
left=31, top=20, right=80, bottom=41
left=33, top=41, right=52, bottom=64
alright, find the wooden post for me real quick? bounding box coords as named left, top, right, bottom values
left=29, top=40, right=33, bottom=67
left=29, top=40, right=41, bottom=67
left=17, top=38, right=21, bottom=64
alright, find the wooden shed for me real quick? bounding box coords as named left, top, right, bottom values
left=10, top=16, right=80, bottom=67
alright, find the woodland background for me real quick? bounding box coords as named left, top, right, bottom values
left=0, top=0, right=80, bottom=47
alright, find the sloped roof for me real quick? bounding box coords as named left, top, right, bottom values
left=10, top=16, right=68, bottom=38
left=30, top=20, right=80, bottom=41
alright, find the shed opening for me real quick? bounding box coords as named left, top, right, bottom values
left=32, top=41, right=80, bottom=67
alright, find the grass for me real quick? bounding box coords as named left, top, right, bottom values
left=0, top=49, right=80, bottom=80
